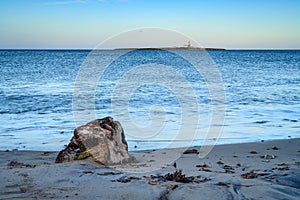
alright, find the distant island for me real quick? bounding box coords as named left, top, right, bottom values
left=115, top=41, right=226, bottom=51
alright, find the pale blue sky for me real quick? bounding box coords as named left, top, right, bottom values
left=0, top=0, right=299, bottom=49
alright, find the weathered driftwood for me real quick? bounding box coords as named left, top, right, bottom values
left=56, top=117, right=135, bottom=165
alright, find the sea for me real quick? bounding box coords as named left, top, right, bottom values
left=0, top=50, right=299, bottom=151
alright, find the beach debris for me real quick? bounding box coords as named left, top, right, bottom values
left=272, top=167, right=290, bottom=171
left=196, top=163, right=212, bottom=172
left=97, top=171, right=123, bottom=176
left=277, top=163, right=289, bottom=166
left=241, top=172, right=258, bottom=179
left=215, top=182, right=230, bottom=187
left=241, top=171, right=270, bottom=179
left=196, top=163, right=209, bottom=168
left=217, top=161, right=224, bottom=165
left=112, top=176, right=142, bottom=183
left=55, top=117, right=135, bottom=165
left=183, top=149, right=199, bottom=154
left=223, top=165, right=234, bottom=170
left=250, top=150, right=258, bottom=154
left=262, top=154, right=275, bottom=159
left=222, top=165, right=235, bottom=173
left=271, top=146, right=280, bottom=150
left=152, top=170, right=211, bottom=183
left=150, top=174, right=167, bottom=182
left=173, top=162, right=177, bottom=168
left=80, top=170, right=123, bottom=177
left=161, top=170, right=211, bottom=183
left=148, top=180, right=158, bottom=185
left=165, top=170, right=191, bottom=183
left=7, top=160, right=36, bottom=169
left=225, top=169, right=235, bottom=174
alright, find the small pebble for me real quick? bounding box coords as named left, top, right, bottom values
left=196, top=164, right=209, bottom=168
left=183, top=149, right=199, bottom=154
left=148, top=180, right=157, bottom=185
left=272, top=146, right=279, bottom=150
left=263, top=154, right=275, bottom=159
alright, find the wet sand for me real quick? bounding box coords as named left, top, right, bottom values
left=1, top=138, right=300, bottom=199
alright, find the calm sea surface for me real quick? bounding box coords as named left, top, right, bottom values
left=0, top=50, right=299, bottom=151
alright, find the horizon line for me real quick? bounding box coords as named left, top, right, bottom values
left=0, top=48, right=300, bottom=51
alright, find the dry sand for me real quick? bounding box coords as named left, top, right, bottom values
left=0, top=138, right=299, bottom=199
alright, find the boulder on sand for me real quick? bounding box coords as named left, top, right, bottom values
left=56, top=117, right=135, bottom=165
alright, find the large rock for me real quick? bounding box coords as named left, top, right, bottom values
left=56, top=117, right=135, bottom=165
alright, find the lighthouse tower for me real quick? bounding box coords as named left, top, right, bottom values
left=184, top=41, right=192, bottom=48
left=187, top=41, right=191, bottom=48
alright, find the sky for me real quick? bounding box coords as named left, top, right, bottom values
left=0, top=0, right=299, bottom=49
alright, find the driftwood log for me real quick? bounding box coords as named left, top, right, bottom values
left=56, top=117, right=135, bottom=165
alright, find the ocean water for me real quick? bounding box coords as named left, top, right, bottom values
left=0, top=50, right=299, bottom=151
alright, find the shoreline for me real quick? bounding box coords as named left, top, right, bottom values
left=1, top=136, right=298, bottom=153
left=2, top=136, right=299, bottom=153
left=1, top=138, right=300, bottom=199
left=127, top=136, right=299, bottom=152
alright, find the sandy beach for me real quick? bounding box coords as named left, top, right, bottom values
left=1, top=138, right=299, bottom=199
